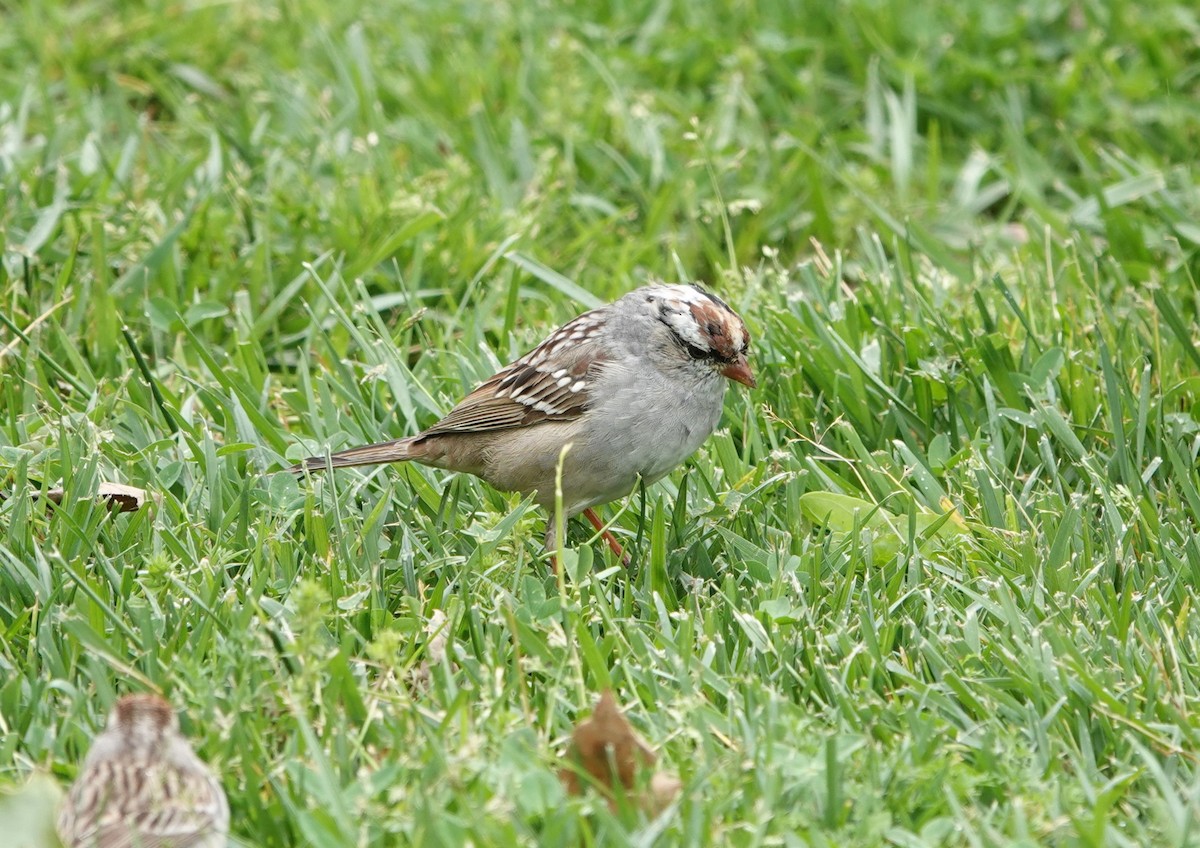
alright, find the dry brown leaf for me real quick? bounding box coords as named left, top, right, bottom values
left=562, top=690, right=654, bottom=794
left=560, top=690, right=680, bottom=813
left=38, top=482, right=154, bottom=513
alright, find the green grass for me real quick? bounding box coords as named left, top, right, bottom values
left=4, top=0, right=1200, bottom=844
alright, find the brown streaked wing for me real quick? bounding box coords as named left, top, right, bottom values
left=418, top=312, right=607, bottom=438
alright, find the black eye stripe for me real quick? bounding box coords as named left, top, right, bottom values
left=658, top=316, right=739, bottom=363
left=656, top=313, right=708, bottom=358
left=691, top=284, right=732, bottom=313
left=653, top=292, right=748, bottom=364
left=684, top=340, right=710, bottom=360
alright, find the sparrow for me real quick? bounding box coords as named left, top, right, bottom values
left=292, top=283, right=754, bottom=559
left=57, top=693, right=229, bottom=848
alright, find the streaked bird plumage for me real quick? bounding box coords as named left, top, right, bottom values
left=57, top=694, right=229, bottom=848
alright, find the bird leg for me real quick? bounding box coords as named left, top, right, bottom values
left=543, top=511, right=631, bottom=570
left=583, top=508, right=630, bottom=565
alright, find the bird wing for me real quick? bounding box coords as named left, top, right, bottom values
left=419, top=311, right=608, bottom=437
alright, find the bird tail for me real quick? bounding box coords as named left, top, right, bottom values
left=289, top=437, right=418, bottom=474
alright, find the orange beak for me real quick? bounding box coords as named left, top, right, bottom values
left=719, top=354, right=756, bottom=388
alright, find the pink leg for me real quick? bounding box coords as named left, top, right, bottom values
left=583, top=508, right=630, bottom=565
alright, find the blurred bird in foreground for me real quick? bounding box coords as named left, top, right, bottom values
left=57, top=693, right=229, bottom=848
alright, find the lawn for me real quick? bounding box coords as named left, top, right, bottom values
left=3, top=0, right=1200, bottom=845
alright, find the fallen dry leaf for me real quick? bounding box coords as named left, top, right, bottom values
left=37, top=482, right=154, bottom=513
left=560, top=690, right=680, bottom=813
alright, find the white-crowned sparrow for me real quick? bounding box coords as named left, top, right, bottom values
left=292, top=283, right=755, bottom=558
left=57, top=694, right=230, bottom=848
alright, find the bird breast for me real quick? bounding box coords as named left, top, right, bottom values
left=570, top=361, right=726, bottom=493
left=467, top=360, right=726, bottom=514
